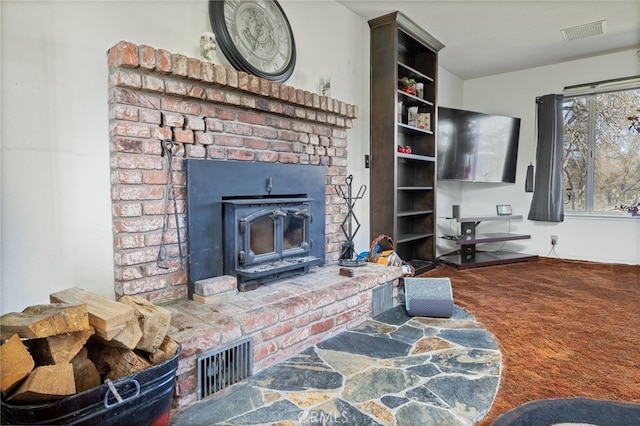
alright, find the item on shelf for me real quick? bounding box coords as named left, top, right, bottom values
left=417, top=113, right=431, bottom=131
left=405, top=146, right=412, bottom=154
left=367, top=234, right=415, bottom=276
left=397, top=145, right=405, bottom=153
left=398, top=77, right=417, bottom=95
left=496, top=204, right=512, bottom=215
left=401, top=264, right=414, bottom=276
left=416, top=82, right=424, bottom=99
left=408, top=106, right=419, bottom=127
left=199, top=32, right=217, bottom=62
left=209, top=0, right=296, bottom=82
left=397, top=101, right=403, bottom=122
left=375, top=249, right=403, bottom=266
left=319, top=75, right=331, bottom=97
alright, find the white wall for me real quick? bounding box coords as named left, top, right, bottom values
left=0, top=0, right=371, bottom=314
left=434, top=68, right=464, bottom=256
left=454, top=49, right=640, bottom=264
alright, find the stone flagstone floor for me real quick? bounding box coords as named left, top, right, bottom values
left=169, top=304, right=501, bottom=425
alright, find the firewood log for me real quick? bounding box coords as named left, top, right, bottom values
left=25, top=327, right=95, bottom=365
left=0, top=334, right=35, bottom=395
left=87, top=344, right=151, bottom=381
left=118, top=295, right=171, bottom=353
left=0, top=303, right=90, bottom=340
left=6, top=363, right=75, bottom=403
left=50, top=287, right=134, bottom=341
left=70, top=347, right=101, bottom=393
left=148, top=335, right=180, bottom=365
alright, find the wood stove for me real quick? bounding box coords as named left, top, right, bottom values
left=187, top=160, right=326, bottom=294
left=222, top=197, right=318, bottom=284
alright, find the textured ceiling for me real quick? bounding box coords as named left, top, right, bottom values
left=337, top=0, right=640, bottom=79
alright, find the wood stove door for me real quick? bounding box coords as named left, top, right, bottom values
left=241, top=209, right=281, bottom=266
left=223, top=200, right=312, bottom=277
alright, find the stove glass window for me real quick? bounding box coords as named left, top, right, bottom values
left=250, top=215, right=275, bottom=255
left=283, top=215, right=305, bottom=250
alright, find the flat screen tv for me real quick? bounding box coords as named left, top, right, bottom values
left=437, top=106, right=521, bottom=183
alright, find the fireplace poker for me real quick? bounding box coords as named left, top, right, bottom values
left=157, top=139, right=188, bottom=269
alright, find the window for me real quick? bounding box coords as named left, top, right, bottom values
left=562, top=78, right=640, bottom=217
left=250, top=215, right=275, bottom=255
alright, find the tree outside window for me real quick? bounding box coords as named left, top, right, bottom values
left=562, top=87, right=640, bottom=217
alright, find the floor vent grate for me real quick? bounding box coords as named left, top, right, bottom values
left=372, top=280, right=393, bottom=317
left=197, top=337, right=253, bottom=399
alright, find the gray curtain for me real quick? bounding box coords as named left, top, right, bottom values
left=528, top=94, right=564, bottom=222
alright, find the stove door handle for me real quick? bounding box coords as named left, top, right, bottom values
left=293, top=208, right=309, bottom=218
left=272, top=209, right=287, bottom=217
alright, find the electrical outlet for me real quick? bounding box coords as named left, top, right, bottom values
left=551, top=235, right=558, bottom=245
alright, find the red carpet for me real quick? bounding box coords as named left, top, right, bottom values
left=421, top=257, right=640, bottom=425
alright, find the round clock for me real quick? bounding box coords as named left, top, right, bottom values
left=209, top=0, right=296, bottom=83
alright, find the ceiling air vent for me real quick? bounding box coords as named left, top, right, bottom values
left=561, top=20, right=607, bottom=41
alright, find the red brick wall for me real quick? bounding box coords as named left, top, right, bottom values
left=107, top=41, right=359, bottom=303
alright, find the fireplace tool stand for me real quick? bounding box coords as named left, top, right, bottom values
left=335, top=175, right=367, bottom=267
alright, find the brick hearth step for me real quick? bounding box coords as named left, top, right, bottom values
left=162, top=263, right=403, bottom=408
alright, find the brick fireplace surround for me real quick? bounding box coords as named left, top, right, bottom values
left=107, top=41, right=403, bottom=408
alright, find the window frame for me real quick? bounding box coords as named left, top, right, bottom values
left=562, top=76, right=640, bottom=219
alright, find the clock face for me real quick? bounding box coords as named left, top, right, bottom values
left=209, top=0, right=296, bottom=82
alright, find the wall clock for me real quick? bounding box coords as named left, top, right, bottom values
left=209, top=0, right=296, bottom=83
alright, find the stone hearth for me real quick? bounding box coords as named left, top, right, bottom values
left=169, top=304, right=501, bottom=425
left=166, top=263, right=403, bottom=407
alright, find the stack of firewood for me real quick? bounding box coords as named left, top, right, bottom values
left=0, top=288, right=178, bottom=404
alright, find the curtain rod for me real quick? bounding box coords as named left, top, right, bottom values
left=564, top=75, right=640, bottom=91
left=563, top=75, right=640, bottom=97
